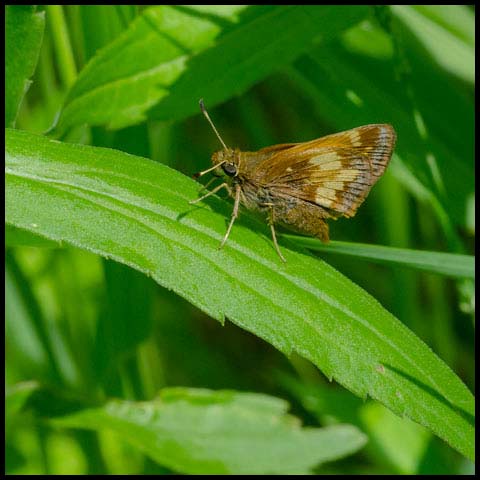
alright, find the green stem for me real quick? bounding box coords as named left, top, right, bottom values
left=46, top=5, right=77, bottom=88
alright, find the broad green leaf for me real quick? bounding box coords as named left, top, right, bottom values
left=5, top=5, right=45, bottom=127
left=5, top=129, right=474, bottom=461
left=286, top=238, right=475, bottom=280
left=55, top=5, right=370, bottom=132
left=148, top=5, right=370, bottom=123
left=55, top=5, right=246, bottom=132
left=45, top=387, right=367, bottom=474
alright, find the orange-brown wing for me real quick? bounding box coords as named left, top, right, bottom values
left=255, top=142, right=300, bottom=155
left=252, top=124, right=396, bottom=218
left=239, top=143, right=301, bottom=174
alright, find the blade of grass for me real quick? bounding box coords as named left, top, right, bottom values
left=412, top=5, right=474, bottom=46
left=285, top=237, right=474, bottom=280
left=397, top=5, right=474, bottom=84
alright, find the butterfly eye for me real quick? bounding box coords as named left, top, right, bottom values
left=222, top=162, right=237, bottom=176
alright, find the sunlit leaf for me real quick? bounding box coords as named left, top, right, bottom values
left=55, top=5, right=370, bottom=132
left=45, top=387, right=367, bottom=474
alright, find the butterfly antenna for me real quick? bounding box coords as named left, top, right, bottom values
left=199, top=99, right=228, bottom=151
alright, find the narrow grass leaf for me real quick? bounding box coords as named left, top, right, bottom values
left=286, top=238, right=475, bottom=280
left=412, top=5, right=474, bottom=46
left=400, top=5, right=474, bottom=83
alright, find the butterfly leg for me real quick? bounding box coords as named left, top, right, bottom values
left=197, top=175, right=219, bottom=194
left=219, top=183, right=241, bottom=249
left=267, top=206, right=286, bottom=263
left=189, top=182, right=230, bottom=205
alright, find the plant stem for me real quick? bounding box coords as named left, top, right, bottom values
left=46, top=5, right=77, bottom=88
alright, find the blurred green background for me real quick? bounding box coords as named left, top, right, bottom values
left=6, top=5, right=474, bottom=474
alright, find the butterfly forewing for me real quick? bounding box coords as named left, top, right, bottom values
left=253, top=124, right=396, bottom=218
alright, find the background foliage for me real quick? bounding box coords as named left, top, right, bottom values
left=5, top=5, right=474, bottom=474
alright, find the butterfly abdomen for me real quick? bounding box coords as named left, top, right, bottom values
left=272, top=196, right=331, bottom=242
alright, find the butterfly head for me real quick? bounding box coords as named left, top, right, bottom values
left=212, top=149, right=239, bottom=177
left=197, top=99, right=240, bottom=179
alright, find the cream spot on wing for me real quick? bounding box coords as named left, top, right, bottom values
left=310, top=152, right=339, bottom=167
left=324, top=181, right=344, bottom=190
left=318, top=160, right=342, bottom=171
left=348, top=131, right=362, bottom=147
left=286, top=167, right=293, bottom=172
left=316, top=187, right=338, bottom=201
left=315, top=196, right=333, bottom=207
left=334, top=169, right=360, bottom=181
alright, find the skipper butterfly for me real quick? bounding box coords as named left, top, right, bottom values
left=191, top=99, right=396, bottom=262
